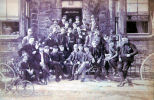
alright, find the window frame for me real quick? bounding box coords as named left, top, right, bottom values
left=126, top=0, right=151, bottom=35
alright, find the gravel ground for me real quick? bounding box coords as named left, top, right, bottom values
left=0, top=79, right=153, bottom=100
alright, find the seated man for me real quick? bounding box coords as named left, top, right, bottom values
left=90, top=41, right=104, bottom=79
left=73, top=44, right=85, bottom=79
left=50, top=45, right=66, bottom=82
left=65, top=44, right=79, bottom=80
left=75, top=45, right=95, bottom=82
left=41, top=46, right=51, bottom=84
left=34, top=45, right=49, bottom=84
left=58, top=45, right=69, bottom=74
left=20, top=52, right=34, bottom=81
left=104, top=41, right=118, bottom=78
left=19, top=38, right=41, bottom=82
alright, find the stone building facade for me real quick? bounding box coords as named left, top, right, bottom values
left=0, top=0, right=154, bottom=76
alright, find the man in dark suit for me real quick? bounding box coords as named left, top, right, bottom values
left=67, top=28, right=78, bottom=54
left=58, top=45, right=69, bottom=74
left=90, top=40, right=104, bottom=79
left=20, top=52, right=34, bottom=81
left=50, top=46, right=65, bottom=82
left=59, top=17, right=66, bottom=27
left=19, top=38, right=36, bottom=57
left=117, top=37, right=138, bottom=87
left=34, top=45, right=48, bottom=84
left=45, top=27, right=59, bottom=47
left=57, top=28, right=68, bottom=49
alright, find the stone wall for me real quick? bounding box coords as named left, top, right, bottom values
left=29, top=0, right=62, bottom=39
left=29, top=0, right=112, bottom=37
left=0, top=39, right=21, bottom=63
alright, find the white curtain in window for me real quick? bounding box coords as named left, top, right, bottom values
left=136, top=22, right=148, bottom=33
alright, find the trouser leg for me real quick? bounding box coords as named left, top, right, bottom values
left=122, top=61, right=130, bottom=80
left=77, top=63, right=86, bottom=74
left=53, top=64, right=59, bottom=79
left=67, top=65, right=72, bottom=77
left=117, top=62, right=124, bottom=82
left=57, top=64, right=65, bottom=78
left=34, top=69, right=40, bottom=81
left=103, top=61, right=109, bottom=76
left=80, top=63, right=89, bottom=79
left=108, top=59, right=117, bottom=75
left=72, top=64, right=78, bottom=79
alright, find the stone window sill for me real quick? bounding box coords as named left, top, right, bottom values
left=127, top=33, right=154, bottom=41
left=0, top=35, right=20, bottom=40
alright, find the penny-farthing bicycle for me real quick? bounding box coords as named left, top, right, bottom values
left=140, top=53, right=154, bottom=81
left=0, top=60, right=34, bottom=97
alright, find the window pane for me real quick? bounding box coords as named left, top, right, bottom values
left=127, top=0, right=137, bottom=3
left=1, top=21, right=19, bottom=35
left=7, top=0, right=19, bottom=17
left=127, top=21, right=148, bottom=33
left=138, top=0, right=148, bottom=3
left=127, top=4, right=137, bottom=12
left=138, top=4, right=149, bottom=14
left=0, top=0, right=6, bottom=17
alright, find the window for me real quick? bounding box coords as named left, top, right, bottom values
left=126, top=0, right=149, bottom=34
left=0, top=0, right=20, bottom=35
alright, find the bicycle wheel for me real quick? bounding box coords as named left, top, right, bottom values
left=16, top=80, right=34, bottom=97
left=140, top=53, right=154, bottom=80
left=0, top=63, right=15, bottom=83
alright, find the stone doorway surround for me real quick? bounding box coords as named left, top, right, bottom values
left=62, top=0, right=83, bottom=22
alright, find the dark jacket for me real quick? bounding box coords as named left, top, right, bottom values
left=120, top=42, right=138, bottom=62
left=18, top=44, right=36, bottom=57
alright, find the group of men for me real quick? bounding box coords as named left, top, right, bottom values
left=19, top=15, right=138, bottom=87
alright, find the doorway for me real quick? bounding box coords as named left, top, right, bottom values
left=62, top=8, right=82, bottom=22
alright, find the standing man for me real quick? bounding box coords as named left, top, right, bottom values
left=117, top=37, right=138, bottom=87
left=67, top=28, right=77, bottom=54
left=57, top=28, right=68, bottom=48
left=22, top=28, right=33, bottom=46
left=49, top=20, right=61, bottom=33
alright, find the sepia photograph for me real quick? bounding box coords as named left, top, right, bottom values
left=0, top=0, right=154, bottom=100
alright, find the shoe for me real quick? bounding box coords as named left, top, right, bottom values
left=67, top=75, right=71, bottom=79
left=38, top=81, right=44, bottom=85
left=69, top=77, right=74, bottom=81
left=127, top=79, right=133, bottom=86
left=117, top=81, right=125, bottom=87
left=81, top=78, right=85, bottom=82
left=44, top=81, right=47, bottom=85
left=62, top=76, right=66, bottom=80
left=113, top=72, right=118, bottom=76
left=105, top=75, right=109, bottom=79
left=74, top=73, right=79, bottom=80
left=55, top=78, right=60, bottom=82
